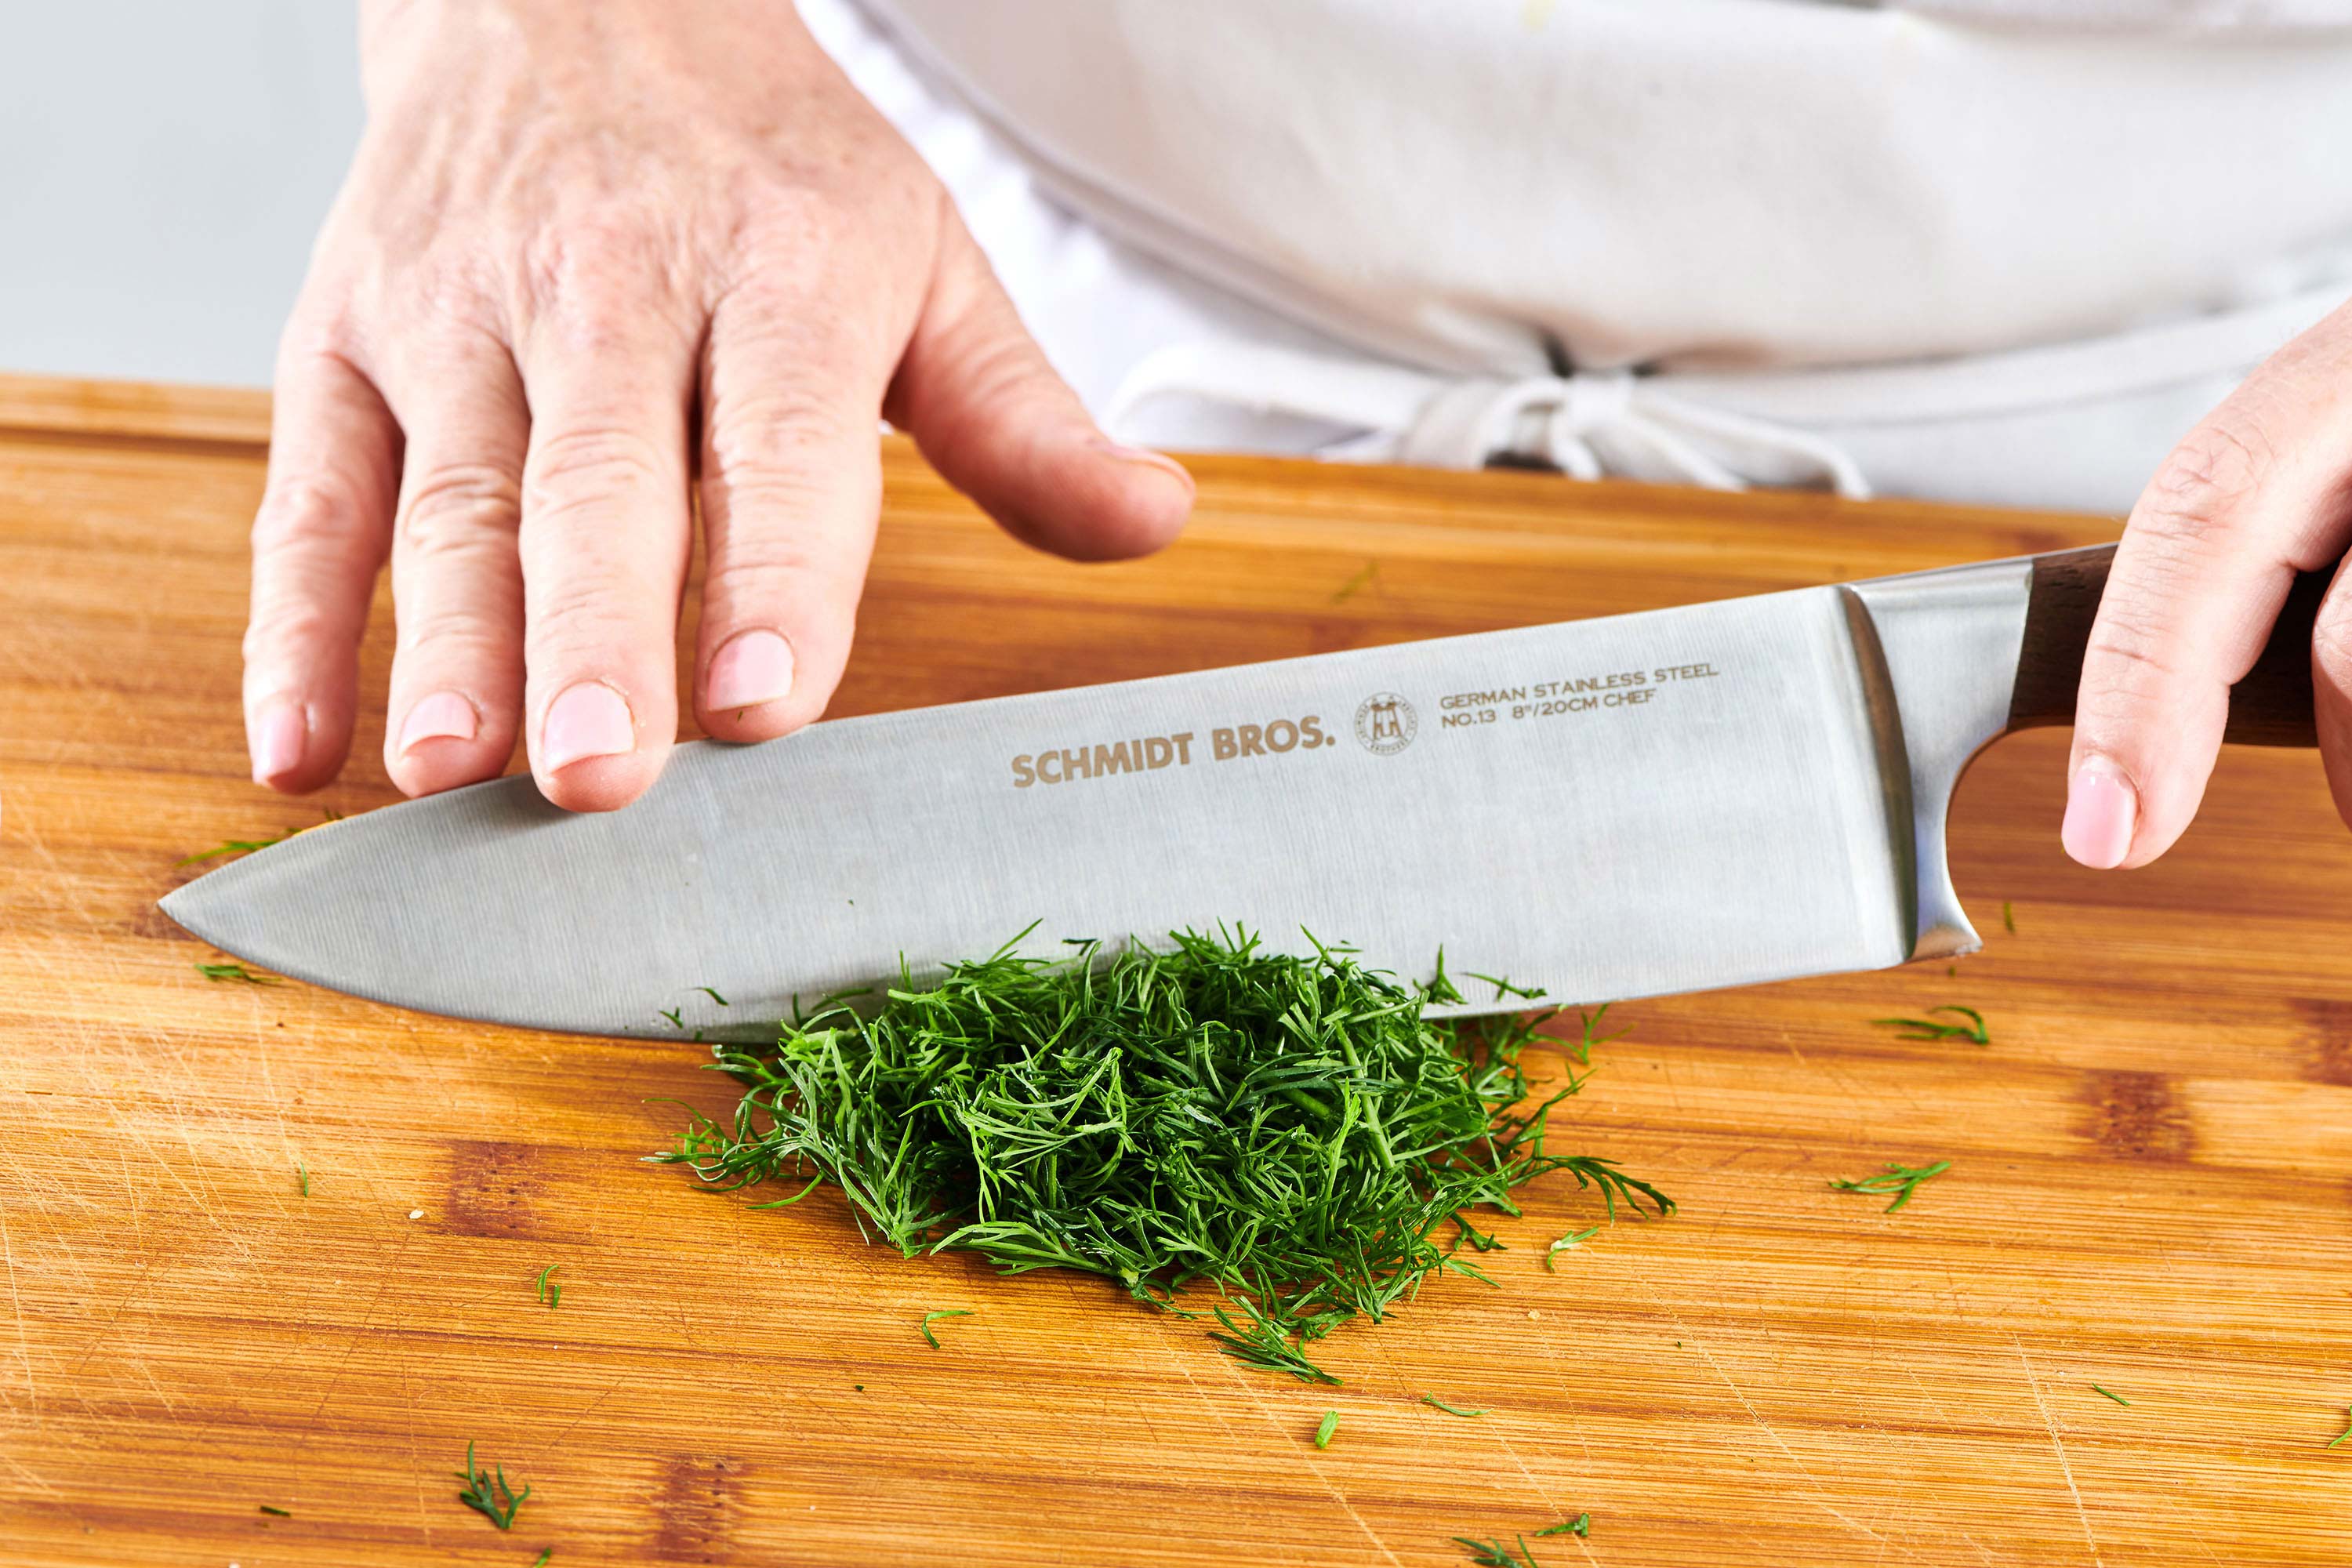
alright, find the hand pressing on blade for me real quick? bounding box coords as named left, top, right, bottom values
left=243, top=0, right=1193, bottom=811
left=2066, top=295, right=2352, bottom=868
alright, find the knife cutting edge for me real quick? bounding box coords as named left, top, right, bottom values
left=160, top=543, right=2323, bottom=1040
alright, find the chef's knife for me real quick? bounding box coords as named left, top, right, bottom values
left=161, top=543, right=2324, bottom=1039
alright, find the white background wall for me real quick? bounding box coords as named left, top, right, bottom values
left=0, top=2, right=362, bottom=387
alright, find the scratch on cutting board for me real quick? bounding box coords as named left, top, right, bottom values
left=1200, top=1339, right=1406, bottom=1568
left=1618, top=1252, right=1922, bottom=1559
left=0, top=1203, right=37, bottom=1426
left=2013, top=1336, right=2105, bottom=1568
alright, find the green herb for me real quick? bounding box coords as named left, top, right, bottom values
left=918, top=1308, right=972, bottom=1348
left=296, top=1161, right=308, bottom=1197
left=652, top=927, right=1670, bottom=1380
left=196, top=962, right=275, bottom=985
left=1871, top=1007, right=1987, bottom=1044
left=258, top=1504, right=291, bottom=1517
left=1313, top=1409, right=1339, bottom=1449
left=175, top=833, right=291, bottom=866
left=2002, top=901, right=2016, bottom=934
left=1420, top=1394, right=1488, bottom=1418
left=1451, top=1535, right=1540, bottom=1567
left=2090, top=1383, right=2130, bottom=1406
left=535, top=1264, right=561, bottom=1309
left=1208, top=1295, right=1341, bottom=1385
left=697, top=986, right=730, bottom=1007
left=454, top=1442, right=529, bottom=1530
left=1829, top=1160, right=1951, bottom=1214
left=1542, top=1223, right=1600, bottom=1272
left=658, top=1007, right=685, bottom=1030
left=1333, top=561, right=1379, bottom=603
left=2327, top=1404, right=2352, bottom=1448
left=1535, top=1514, right=1589, bottom=1537
left=532, top=1552, right=552, bottom=1566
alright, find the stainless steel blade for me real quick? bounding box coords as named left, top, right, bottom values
left=161, top=556, right=2032, bottom=1039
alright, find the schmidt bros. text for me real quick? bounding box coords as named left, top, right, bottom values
left=1011, top=716, right=1333, bottom=788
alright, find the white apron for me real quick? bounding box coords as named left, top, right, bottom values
left=804, top=0, right=2352, bottom=513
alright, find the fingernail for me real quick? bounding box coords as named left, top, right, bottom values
left=541, top=681, right=635, bottom=773
left=2062, top=757, right=2139, bottom=869
left=706, top=628, right=796, bottom=714
left=397, top=691, right=480, bottom=756
left=249, top=699, right=307, bottom=784
left=1089, top=436, right=1196, bottom=497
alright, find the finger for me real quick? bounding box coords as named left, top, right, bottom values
left=887, top=206, right=1193, bottom=563
left=2067, top=303, right=2352, bottom=869
left=691, top=287, right=887, bottom=743
left=243, top=335, right=401, bottom=793
left=377, top=326, right=531, bottom=796
left=2313, top=560, right=2352, bottom=833
left=514, top=298, right=697, bottom=812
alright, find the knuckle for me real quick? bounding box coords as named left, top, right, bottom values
left=705, top=385, right=869, bottom=472
left=526, top=577, right=652, bottom=658
left=392, top=600, right=515, bottom=662
left=398, top=461, right=522, bottom=553
left=511, top=204, right=684, bottom=326
left=2136, top=419, right=2271, bottom=544
left=241, top=597, right=354, bottom=665
left=524, top=426, right=670, bottom=521
left=251, top=470, right=376, bottom=555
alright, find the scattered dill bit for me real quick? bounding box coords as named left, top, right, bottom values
left=1534, top=1514, right=1589, bottom=1538
left=1420, top=1394, right=1488, bottom=1418
left=196, top=961, right=276, bottom=985
left=658, top=1007, right=685, bottom=1030
left=1451, top=1535, right=1541, bottom=1567
left=1829, top=1160, right=1951, bottom=1214
left=258, top=1504, right=291, bottom=1517
left=651, top=927, right=1670, bottom=1379
left=535, top=1264, right=561, bottom=1310
left=174, top=833, right=291, bottom=867
left=454, top=1442, right=529, bottom=1530
left=1209, top=1297, right=1342, bottom=1385
left=531, top=1551, right=552, bottom=1567
left=918, top=1308, right=972, bottom=1348
left=2002, top=900, right=2016, bottom=934
left=1542, top=1224, right=1600, bottom=1272
left=1871, top=1006, right=1988, bottom=1044
left=697, top=986, right=730, bottom=1007
left=2090, top=1383, right=2130, bottom=1406
left=1333, top=561, right=1379, bottom=603
left=2326, top=1404, right=2352, bottom=1448
left=296, top=1161, right=308, bottom=1197
left=1313, top=1409, right=1339, bottom=1449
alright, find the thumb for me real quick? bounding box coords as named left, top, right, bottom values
left=887, top=205, right=1192, bottom=561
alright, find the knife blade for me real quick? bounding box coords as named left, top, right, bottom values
left=159, top=543, right=2323, bottom=1040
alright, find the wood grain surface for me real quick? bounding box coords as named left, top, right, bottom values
left=3, top=371, right=2349, bottom=1567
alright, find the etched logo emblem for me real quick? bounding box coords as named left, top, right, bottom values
left=1353, top=692, right=1417, bottom=755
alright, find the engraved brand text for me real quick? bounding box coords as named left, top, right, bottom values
left=1011, top=717, right=1332, bottom=787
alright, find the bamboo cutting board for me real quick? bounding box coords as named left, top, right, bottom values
left=2, top=371, right=2349, bottom=1568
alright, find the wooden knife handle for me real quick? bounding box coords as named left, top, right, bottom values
left=2007, top=543, right=2327, bottom=746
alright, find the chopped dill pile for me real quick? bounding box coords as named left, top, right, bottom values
left=653, top=927, right=1671, bottom=1377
